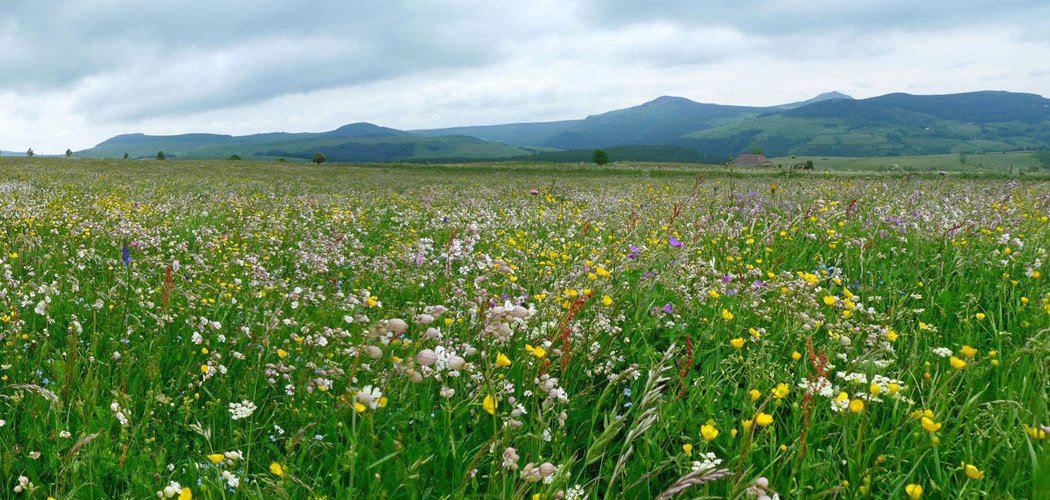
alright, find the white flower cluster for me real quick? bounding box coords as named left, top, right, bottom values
left=228, top=399, right=257, bottom=420
left=691, top=452, right=723, bottom=473
left=931, top=347, right=953, bottom=358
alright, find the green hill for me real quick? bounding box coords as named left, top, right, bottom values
left=683, top=91, right=1050, bottom=157
left=79, top=123, right=531, bottom=162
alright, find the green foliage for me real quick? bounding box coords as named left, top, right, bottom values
left=123, top=152, right=129, bottom=160
left=227, top=154, right=241, bottom=161
left=312, top=151, right=326, bottom=164
left=592, top=149, right=609, bottom=165
left=26, top=148, right=34, bottom=157
left=66, top=149, right=73, bottom=158
left=156, top=151, right=165, bottom=160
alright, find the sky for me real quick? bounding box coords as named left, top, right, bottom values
left=2, top=0, right=1049, bottom=154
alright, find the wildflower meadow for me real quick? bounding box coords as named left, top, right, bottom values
left=1, top=158, right=1049, bottom=498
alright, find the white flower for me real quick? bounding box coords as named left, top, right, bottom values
left=34, top=300, right=47, bottom=315
left=221, top=470, right=240, bottom=488
left=159, top=481, right=182, bottom=498
left=356, top=385, right=384, bottom=409
left=228, top=399, right=258, bottom=420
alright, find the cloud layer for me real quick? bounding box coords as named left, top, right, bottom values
left=2, top=0, right=1049, bottom=153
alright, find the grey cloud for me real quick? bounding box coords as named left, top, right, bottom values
left=1, top=0, right=509, bottom=117
left=583, top=0, right=1050, bottom=35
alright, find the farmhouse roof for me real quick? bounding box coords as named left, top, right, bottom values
left=732, top=153, right=772, bottom=166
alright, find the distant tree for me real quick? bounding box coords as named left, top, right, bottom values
left=123, top=152, right=129, bottom=160
left=312, top=152, right=326, bottom=164
left=26, top=148, right=34, bottom=157
left=156, top=151, right=165, bottom=160
left=749, top=147, right=765, bottom=155
left=275, top=157, right=288, bottom=163
left=66, top=149, right=73, bottom=158
left=228, top=154, right=241, bottom=161
left=592, top=149, right=609, bottom=165
left=958, top=151, right=967, bottom=164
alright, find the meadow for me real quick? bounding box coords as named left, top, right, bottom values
left=1, top=158, right=1049, bottom=498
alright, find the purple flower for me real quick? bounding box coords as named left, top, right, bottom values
left=628, top=244, right=638, bottom=260
left=121, top=244, right=131, bottom=265
left=669, top=236, right=682, bottom=248
left=663, top=303, right=673, bottom=314
left=722, top=275, right=732, bottom=284
left=529, top=189, right=540, bottom=195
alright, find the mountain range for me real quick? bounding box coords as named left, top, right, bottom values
left=75, top=90, right=1050, bottom=162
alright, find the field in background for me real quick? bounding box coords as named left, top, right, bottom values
left=771, top=151, right=1045, bottom=173
left=1, top=158, right=1049, bottom=498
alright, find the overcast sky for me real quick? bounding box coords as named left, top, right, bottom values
left=2, top=0, right=1049, bottom=154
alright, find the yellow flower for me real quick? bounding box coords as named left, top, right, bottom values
left=601, top=295, right=612, bottom=306
left=962, top=462, right=984, bottom=480
left=354, top=402, right=366, bottom=413
left=849, top=399, right=865, bottom=413
left=525, top=344, right=546, bottom=358
left=772, top=383, right=790, bottom=399
left=869, top=384, right=881, bottom=396
left=921, top=417, right=942, bottom=433
left=755, top=412, right=774, bottom=427
left=721, top=309, right=734, bottom=321
left=708, top=290, right=720, bottom=299
left=200, top=365, right=210, bottom=374
left=730, top=338, right=746, bottom=349
left=975, top=312, right=986, bottom=320
left=682, top=443, right=693, bottom=456
left=960, top=345, right=977, bottom=358
left=949, top=356, right=967, bottom=370
left=905, top=483, right=923, bottom=499
left=277, top=349, right=288, bottom=359
left=749, top=389, right=761, bottom=401
left=270, top=462, right=284, bottom=477
left=791, top=351, right=802, bottom=361
left=179, top=487, right=192, bottom=500
left=483, top=395, right=498, bottom=415
left=741, top=419, right=754, bottom=432
left=1026, top=425, right=1047, bottom=440
left=701, top=424, right=719, bottom=441
left=823, top=295, right=837, bottom=306
left=207, top=453, right=225, bottom=464
left=886, top=330, right=898, bottom=342
left=495, top=352, right=511, bottom=367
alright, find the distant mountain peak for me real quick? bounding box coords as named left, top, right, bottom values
left=777, top=91, right=854, bottom=110
left=328, top=122, right=406, bottom=137
left=812, top=91, right=853, bottom=101
left=644, top=95, right=698, bottom=106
